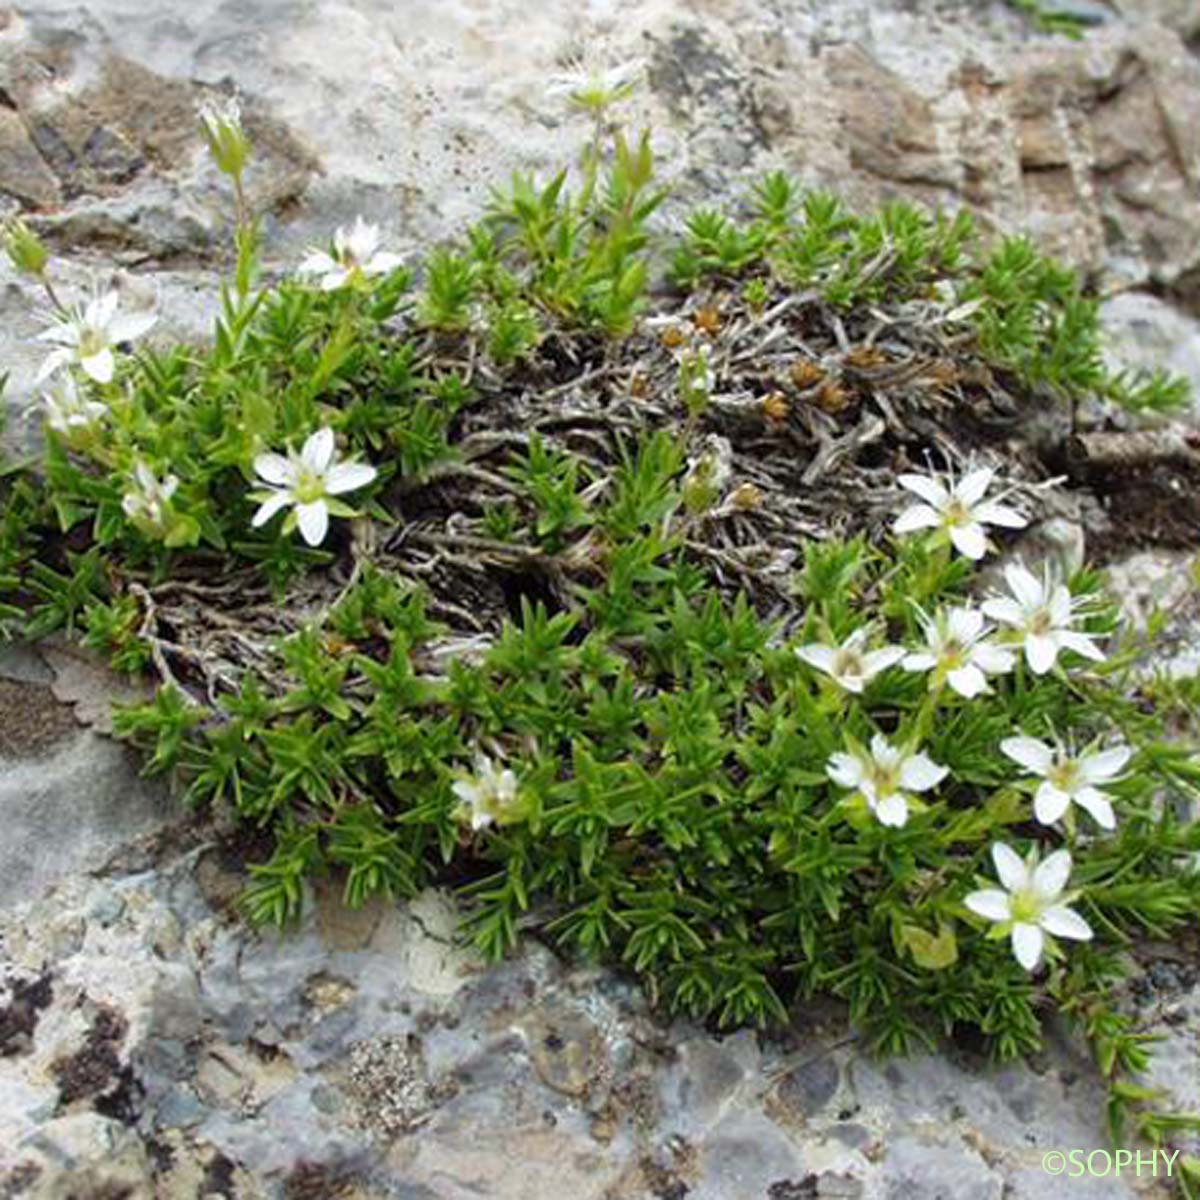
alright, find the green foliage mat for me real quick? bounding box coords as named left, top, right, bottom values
left=2, top=104, right=1199, bottom=1181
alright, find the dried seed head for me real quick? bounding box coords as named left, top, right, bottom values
left=692, top=306, right=722, bottom=335
left=845, top=345, right=888, bottom=369
left=815, top=379, right=850, bottom=414
left=761, top=391, right=790, bottom=423
left=729, top=482, right=763, bottom=510
left=629, top=371, right=650, bottom=398
left=790, top=359, right=824, bottom=390
left=659, top=325, right=687, bottom=349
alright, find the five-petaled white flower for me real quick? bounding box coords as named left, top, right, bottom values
left=1000, top=735, right=1129, bottom=830
left=36, top=291, right=157, bottom=385
left=797, top=628, right=904, bottom=694
left=451, top=753, right=522, bottom=832
left=826, top=733, right=948, bottom=828
left=981, top=563, right=1105, bottom=676
left=251, top=427, right=377, bottom=547
left=298, top=217, right=404, bottom=291
left=893, top=467, right=1026, bottom=560
left=902, top=605, right=1015, bottom=698
left=122, top=462, right=179, bottom=527
left=964, top=842, right=1092, bottom=971
left=42, top=375, right=107, bottom=435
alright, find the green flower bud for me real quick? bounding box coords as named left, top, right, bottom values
left=3, top=217, right=48, bottom=277
left=198, top=95, right=250, bottom=179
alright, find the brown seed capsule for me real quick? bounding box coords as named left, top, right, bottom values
left=629, top=371, right=650, bottom=398
left=845, top=345, right=888, bottom=369
left=659, top=325, right=686, bottom=349
left=815, top=379, right=850, bottom=414
left=761, top=391, right=790, bottom=423
left=692, top=306, right=722, bottom=335
left=790, top=359, right=825, bottom=390
left=729, top=482, right=763, bottom=510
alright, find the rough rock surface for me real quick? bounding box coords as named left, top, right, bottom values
left=1, top=0, right=1200, bottom=1196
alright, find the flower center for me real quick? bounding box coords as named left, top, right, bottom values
left=78, top=327, right=106, bottom=357
left=940, top=638, right=964, bottom=668
left=1047, top=759, right=1079, bottom=793
left=1009, top=889, right=1042, bottom=925
left=293, top=469, right=326, bottom=504
left=834, top=649, right=864, bottom=680
left=944, top=499, right=970, bottom=526
left=1028, top=607, right=1053, bottom=636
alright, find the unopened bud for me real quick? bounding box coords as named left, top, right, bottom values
left=3, top=217, right=48, bottom=277
left=198, top=94, right=250, bottom=179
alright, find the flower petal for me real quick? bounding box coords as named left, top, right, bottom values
left=947, top=664, right=987, bottom=697
left=899, top=753, right=948, bottom=792
left=893, top=504, right=941, bottom=534
left=1058, top=632, right=1105, bottom=663
left=992, top=843, right=1027, bottom=891
left=874, top=792, right=908, bottom=827
left=973, top=501, right=1026, bottom=530
left=325, top=461, right=377, bottom=495
left=862, top=646, right=905, bottom=676
left=302, top=428, right=336, bottom=473
left=81, top=347, right=115, bottom=384
left=1079, top=746, right=1131, bottom=782
left=1073, top=787, right=1116, bottom=830
left=1041, top=904, right=1092, bottom=942
left=366, top=251, right=405, bottom=275
left=897, top=473, right=949, bottom=508
left=1011, top=922, right=1044, bottom=970
left=965, top=889, right=1011, bottom=922
left=796, top=645, right=836, bottom=673
left=107, top=310, right=157, bottom=343
left=1004, top=564, right=1045, bottom=610
left=1024, top=634, right=1059, bottom=675
left=1032, top=849, right=1072, bottom=901
left=251, top=491, right=292, bottom=528
left=948, top=522, right=987, bottom=560
left=254, top=452, right=296, bottom=486
left=296, top=500, right=330, bottom=546
left=826, top=752, right=863, bottom=789
left=955, top=467, right=994, bottom=507
left=1000, top=736, right=1055, bottom=776
left=981, top=597, right=1023, bottom=627
left=972, top=642, right=1015, bottom=674
left=1033, top=782, right=1071, bottom=825
left=299, top=250, right=337, bottom=276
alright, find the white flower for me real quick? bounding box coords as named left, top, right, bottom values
left=121, top=462, right=178, bottom=527
left=545, top=57, right=644, bottom=109
left=1000, top=735, right=1130, bottom=830
left=35, top=290, right=157, bottom=385
left=964, top=842, right=1092, bottom=970
left=298, top=217, right=404, bottom=291
left=250, top=427, right=377, bottom=547
left=826, top=733, right=948, bottom=827
left=797, top=627, right=904, bottom=694
left=981, top=563, right=1105, bottom=675
left=892, top=466, right=1026, bottom=560
left=42, top=375, right=107, bottom=434
left=451, top=753, right=521, bottom=832
left=902, top=605, right=1015, bottom=698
